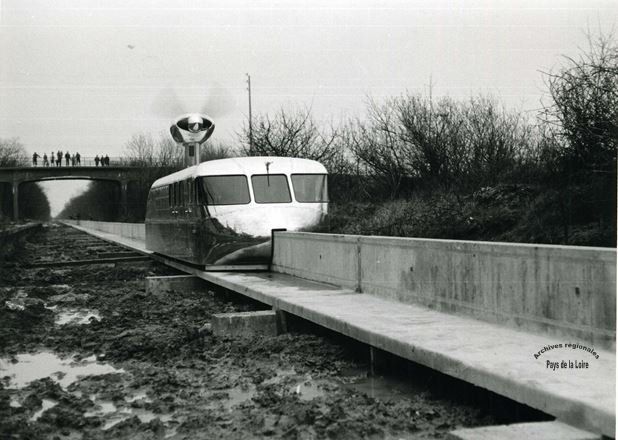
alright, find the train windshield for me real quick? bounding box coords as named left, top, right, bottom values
left=200, top=175, right=250, bottom=205
left=291, top=174, right=328, bottom=202
left=251, top=174, right=292, bottom=203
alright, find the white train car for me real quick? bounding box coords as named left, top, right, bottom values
left=145, top=156, right=328, bottom=270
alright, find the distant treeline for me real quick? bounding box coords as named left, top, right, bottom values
left=59, top=33, right=616, bottom=246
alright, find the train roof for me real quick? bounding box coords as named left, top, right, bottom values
left=151, top=156, right=327, bottom=188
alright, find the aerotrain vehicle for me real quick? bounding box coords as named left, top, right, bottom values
left=145, top=156, right=328, bottom=270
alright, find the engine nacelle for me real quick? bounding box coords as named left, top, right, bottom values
left=170, top=113, right=215, bottom=145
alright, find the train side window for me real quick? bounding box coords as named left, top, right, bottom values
left=291, top=174, right=329, bottom=202
left=168, top=185, right=172, bottom=206
left=200, top=175, right=251, bottom=205
left=251, top=174, right=292, bottom=203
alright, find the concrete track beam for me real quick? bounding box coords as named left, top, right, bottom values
left=447, top=421, right=602, bottom=440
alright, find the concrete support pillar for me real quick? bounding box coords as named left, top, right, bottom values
left=212, top=311, right=278, bottom=337
left=12, top=181, right=19, bottom=221
left=0, top=184, right=4, bottom=221
left=119, top=180, right=128, bottom=219
left=145, top=275, right=205, bottom=295
left=274, top=308, right=289, bottom=334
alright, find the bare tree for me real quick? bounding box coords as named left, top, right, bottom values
left=124, top=132, right=183, bottom=167
left=349, top=94, right=532, bottom=195
left=239, top=106, right=347, bottom=172
left=199, top=140, right=234, bottom=162
left=347, top=98, right=412, bottom=198
left=536, top=31, right=618, bottom=243
left=540, top=31, right=618, bottom=175
left=0, top=138, right=50, bottom=220
left=396, top=95, right=463, bottom=187
left=459, top=96, right=533, bottom=187
left=0, top=137, right=28, bottom=167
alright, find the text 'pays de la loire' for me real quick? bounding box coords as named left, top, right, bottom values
left=546, top=360, right=590, bottom=371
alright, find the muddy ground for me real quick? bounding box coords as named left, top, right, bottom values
left=0, top=223, right=541, bottom=439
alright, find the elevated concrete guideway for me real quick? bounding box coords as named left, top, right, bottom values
left=62, top=220, right=616, bottom=438
left=0, top=166, right=146, bottom=220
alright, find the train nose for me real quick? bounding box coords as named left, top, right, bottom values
left=264, top=205, right=326, bottom=232
left=212, top=204, right=327, bottom=237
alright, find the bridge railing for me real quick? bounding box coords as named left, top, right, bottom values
left=27, top=157, right=184, bottom=168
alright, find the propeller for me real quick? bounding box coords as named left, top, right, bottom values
left=150, top=83, right=236, bottom=119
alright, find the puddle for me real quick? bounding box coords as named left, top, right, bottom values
left=30, top=399, right=57, bottom=421
left=208, top=369, right=327, bottom=409
left=84, top=395, right=116, bottom=416
left=9, top=397, right=22, bottom=408
left=0, top=351, right=124, bottom=389
left=125, top=390, right=151, bottom=403
left=103, top=411, right=173, bottom=431
left=264, top=368, right=327, bottom=401
left=55, top=309, right=101, bottom=325
left=84, top=395, right=173, bottom=430
left=292, top=381, right=325, bottom=401
left=222, top=385, right=257, bottom=409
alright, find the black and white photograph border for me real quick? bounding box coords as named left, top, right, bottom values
left=0, top=1, right=616, bottom=439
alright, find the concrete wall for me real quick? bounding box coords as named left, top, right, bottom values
left=66, top=220, right=145, bottom=241
left=273, top=232, right=617, bottom=349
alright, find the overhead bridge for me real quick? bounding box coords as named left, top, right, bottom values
left=62, top=220, right=616, bottom=438
left=0, top=165, right=150, bottom=220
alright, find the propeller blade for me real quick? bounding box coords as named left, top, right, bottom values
left=150, top=86, right=186, bottom=118
left=201, top=83, right=236, bottom=118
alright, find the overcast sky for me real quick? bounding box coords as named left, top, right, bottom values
left=1, top=0, right=616, bottom=215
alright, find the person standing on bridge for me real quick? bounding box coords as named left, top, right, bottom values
left=56, top=151, right=62, bottom=167
left=104, top=155, right=110, bottom=166
left=43, top=153, right=49, bottom=167
left=65, top=151, right=70, bottom=166
left=32, top=152, right=39, bottom=167
left=75, top=152, right=81, bottom=166
left=95, top=155, right=100, bottom=167
left=71, top=154, right=76, bottom=166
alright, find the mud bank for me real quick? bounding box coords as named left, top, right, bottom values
left=1, top=224, right=543, bottom=439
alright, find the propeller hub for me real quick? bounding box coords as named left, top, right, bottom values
left=170, top=113, right=215, bottom=144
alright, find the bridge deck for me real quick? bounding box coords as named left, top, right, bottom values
left=64, top=222, right=615, bottom=437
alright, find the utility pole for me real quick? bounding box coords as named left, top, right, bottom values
left=246, top=73, right=253, bottom=155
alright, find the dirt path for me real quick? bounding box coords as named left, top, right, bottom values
left=1, top=223, right=528, bottom=439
